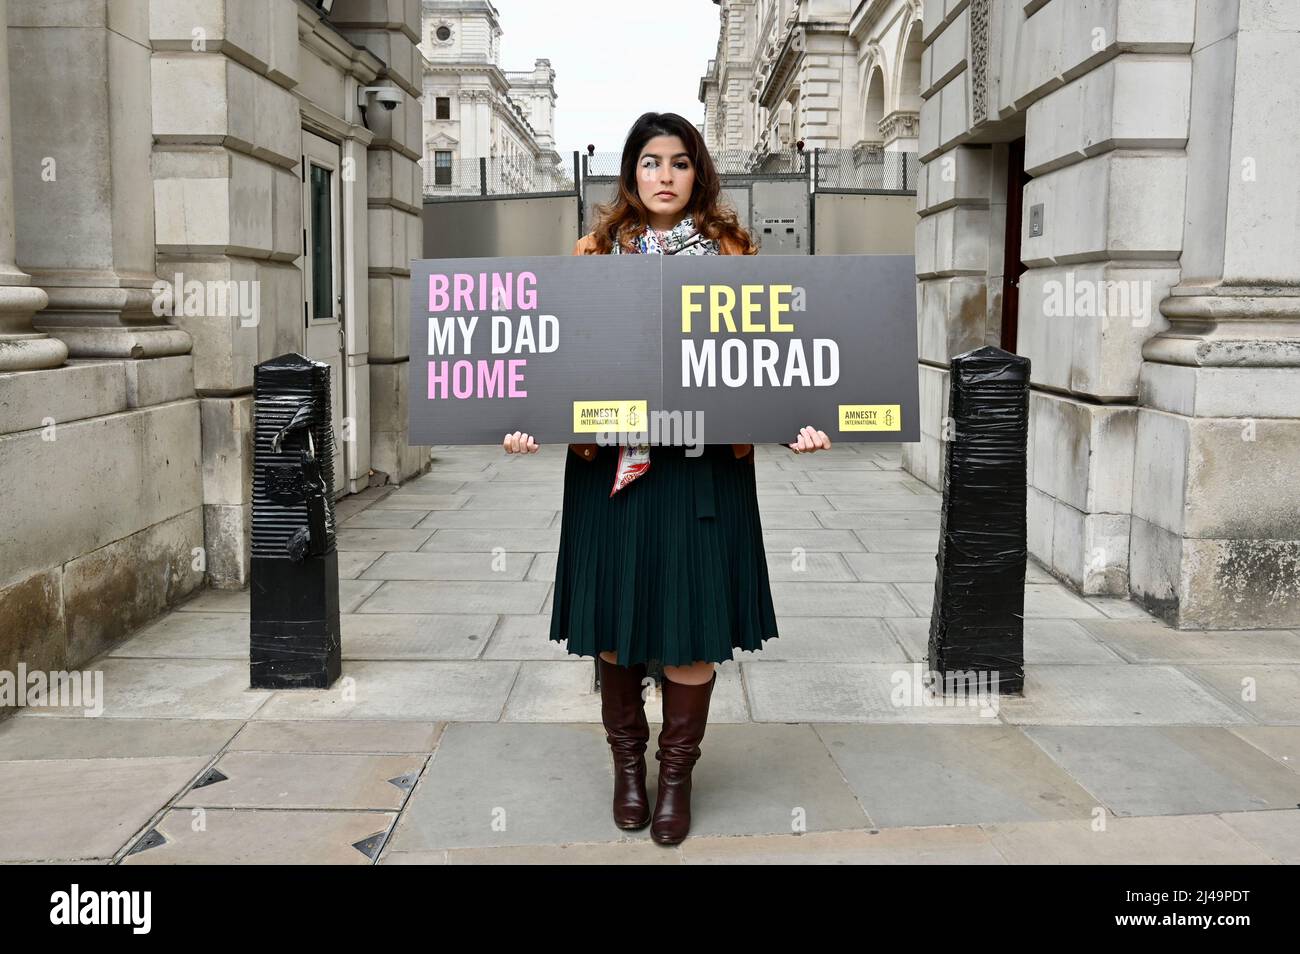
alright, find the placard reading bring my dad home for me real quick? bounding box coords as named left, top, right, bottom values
left=408, top=253, right=918, bottom=445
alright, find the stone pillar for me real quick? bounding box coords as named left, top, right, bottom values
left=333, top=0, right=429, bottom=483
left=0, top=0, right=63, bottom=372
left=8, top=0, right=188, bottom=359
left=1131, top=1, right=1300, bottom=628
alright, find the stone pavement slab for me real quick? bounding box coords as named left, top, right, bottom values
left=0, top=716, right=240, bottom=760
left=120, top=809, right=395, bottom=864
left=1181, top=664, right=1300, bottom=724
left=1022, top=726, right=1300, bottom=816
left=816, top=724, right=1100, bottom=827
left=980, top=813, right=1278, bottom=864
left=0, top=756, right=208, bottom=862
left=995, top=665, right=1251, bottom=725
left=250, top=661, right=518, bottom=722
left=174, top=752, right=427, bottom=810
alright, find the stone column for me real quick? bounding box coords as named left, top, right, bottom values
left=0, top=0, right=63, bottom=372
left=8, top=0, right=188, bottom=359
left=1132, top=1, right=1300, bottom=629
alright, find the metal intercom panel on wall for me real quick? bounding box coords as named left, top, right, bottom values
left=751, top=179, right=809, bottom=254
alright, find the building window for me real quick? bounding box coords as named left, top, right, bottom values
left=434, top=150, right=452, bottom=186
left=435, top=25, right=451, bottom=41
left=435, top=96, right=450, bottom=120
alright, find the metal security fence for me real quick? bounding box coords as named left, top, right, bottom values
left=423, top=153, right=577, bottom=199
left=813, top=148, right=919, bottom=193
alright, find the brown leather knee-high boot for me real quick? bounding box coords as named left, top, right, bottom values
left=651, top=669, right=716, bottom=845
left=598, top=655, right=651, bottom=830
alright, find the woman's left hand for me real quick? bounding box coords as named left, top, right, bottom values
left=788, top=425, right=831, bottom=454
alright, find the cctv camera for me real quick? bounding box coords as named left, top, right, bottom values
left=358, top=85, right=402, bottom=111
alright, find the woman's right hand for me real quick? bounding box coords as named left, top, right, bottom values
left=503, top=431, right=539, bottom=454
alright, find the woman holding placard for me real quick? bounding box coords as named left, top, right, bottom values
left=502, top=112, right=831, bottom=845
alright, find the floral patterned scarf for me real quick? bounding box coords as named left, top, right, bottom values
left=607, top=216, right=718, bottom=495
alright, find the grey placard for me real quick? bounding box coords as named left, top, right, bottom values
left=409, top=253, right=919, bottom=444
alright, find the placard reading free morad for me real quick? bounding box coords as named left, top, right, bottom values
left=409, top=253, right=918, bottom=445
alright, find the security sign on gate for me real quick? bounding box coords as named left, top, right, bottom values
left=408, top=253, right=919, bottom=445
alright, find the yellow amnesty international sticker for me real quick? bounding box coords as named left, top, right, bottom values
left=572, top=400, right=649, bottom=433
left=839, top=404, right=902, bottom=431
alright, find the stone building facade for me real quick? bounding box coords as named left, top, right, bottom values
left=700, top=0, right=923, bottom=159
left=0, top=0, right=426, bottom=685
left=705, top=0, right=1300, bottom=629
left=912, top=0, right=1299, bottom=629
left=419, top=0, right=563, bottom=194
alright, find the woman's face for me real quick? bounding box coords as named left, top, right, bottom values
left=635, top=134, right=695, bottom=225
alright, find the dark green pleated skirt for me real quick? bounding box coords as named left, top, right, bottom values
left=548, top=443, right=780, bottom=670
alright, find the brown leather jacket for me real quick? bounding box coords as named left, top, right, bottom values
left=570, top=228, right=755, bottom=462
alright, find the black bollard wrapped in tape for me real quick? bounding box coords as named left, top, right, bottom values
left=250, top=353, right=341, bottom=689
left=927, top=346, right=1028, bottom=695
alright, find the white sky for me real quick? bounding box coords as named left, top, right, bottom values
left=490, top=0, right=722, bottom=162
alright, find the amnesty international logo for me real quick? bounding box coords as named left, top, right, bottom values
left=573, top=400, right=649, bottom=432
left=839, top=404, right=902, bottom=431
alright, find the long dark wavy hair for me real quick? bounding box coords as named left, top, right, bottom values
left=588, top=111, right=756, bottom=254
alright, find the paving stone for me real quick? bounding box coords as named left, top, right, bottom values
left=844, top=552, right=939, bottom=583
left=419, top=527, right=560, bottom=552
left=817, top=725, right=1099, bottom=827
left=754, top=492, right=833, bottom=510
left=501, top=661, right=750, bottom=723
left=997, top=665, right=1251, bottom=726
left=340, top=579, right=383, bottom=613
left=892, top=582, right=1107, bottom=619
left=770, top=581, right=916, bottom=617
left=251, top=661, right=518, bottom=722
left=483, top=615, right=574, bottom=660
left=1081, top=621, right=1300, bottom=664
left=388, top=477, right=468, bottom=495
left=337, top=551, right=383, bottom=578
left=744, top=662, right=996, bottom=724
left=825, top=494, right=940, bottom=512
left=440, top=842, right=679, bottom=864
left=373, top=493, right=468, bottom=511
left=385, top=723, right=620, bottom=850
left=1228, top=726, right=1300, bottom=774
left=341, top=613, right=496, bottom=660
left=823, top=511, right=940, bottom=530
left=175, top=751, right=427, bottom=810
left=756, top=510, right=821, bottom=529
left=360, top=551, right=535, bottom=582
left=17, top=658, right=269, bottom=721
left=764, top=551, right=858, bottom=582
left=336, top=529, right=433, bottom=552
left=751, top=618, right=908, bottom=663
left=981, top=814, right=1275, bottom=864
left=0, top=757, right=208, bottom=862
left=109, top=612, right=247, bottom=659
left=228, top=720, right=442, bottom=754
left=856, top=529, right=939, bottom=552
left=1086, top=597, right=1164, bottom=620
left=526, top=557, right=555, bottom=582
left=1216, top=809, right=1300, bottom=864
left=1023, top=725, right=1300, bottom=816
left=354, top=580, right=551, bottom=615
left=120, top=808, right=395, bottom=864
left=340, top=509, right=432, bottom=530
left=1181, top=665, right=1300, bottom=724
left=415, top=509, right=557, bottom=529
left=761, top=528, right=867, bottom=552
left=0, top=717, right=241, bottom=761
left=175, top=589, right=249, bottom=613
left=464, top=491, right=561, bottom=510
left=679, top=826, right=1006, bottom=864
